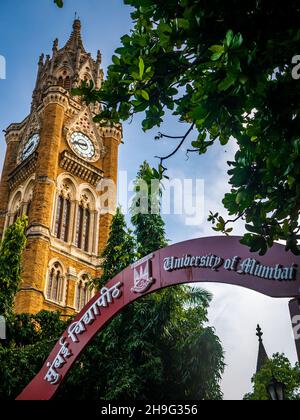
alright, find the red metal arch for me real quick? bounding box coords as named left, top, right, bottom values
left=17, top=236, right=300, bottom=400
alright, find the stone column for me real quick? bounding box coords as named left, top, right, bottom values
left=88, top=209, right=97, bottom=254
left=65, top=267, right=78, bottom=314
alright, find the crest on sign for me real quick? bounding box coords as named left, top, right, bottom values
left=131, top=254, right=155, bottom=294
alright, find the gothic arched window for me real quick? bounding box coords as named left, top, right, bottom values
left=13, top=206, right=22, bottom=223
left=75, top=274, right=93, bottom=311
left=9, top=191, right=23, bottom=226
left=26, top=200, right=32, bottom=218
left=23, top=179, right=34, bottom=221
left=46, top=262, right=65, bottom=304
left=75, top=202, right=91, bottom=252
left=64, top=76, right=71, bottom=90
left=55, top=195, right=71, bottom=242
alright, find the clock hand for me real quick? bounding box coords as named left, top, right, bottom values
left=24, top=143, right=34, bottom=155
left=73, top=140, right=88, bottom=150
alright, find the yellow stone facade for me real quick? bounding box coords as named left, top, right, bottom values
left=0, top=20, right=121, bottom=315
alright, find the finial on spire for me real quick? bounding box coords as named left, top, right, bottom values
left=73, top=13, right=81, bottom=32
left=53, top=38, right=59, bottom=52
left=97, top=50, right=102, bottom=65
left=256, top=324, right=269, bottom=373
left=256, top=324, right=263, bottom=343
left=38, top=53, right=44, bottom=66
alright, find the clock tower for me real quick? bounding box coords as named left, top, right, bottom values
left=0, top=20, right=122, bottom=315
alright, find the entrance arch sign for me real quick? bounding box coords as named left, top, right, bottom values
left=17, top=236, right=300, bottom=400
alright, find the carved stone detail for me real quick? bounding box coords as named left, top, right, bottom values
left=64, top=106, right=106, bottom=162
left=8, top=152, right=38, bottom=190
left=59, top=150, right=103, bottom=186
left=16, top=111, right=41, bottom=164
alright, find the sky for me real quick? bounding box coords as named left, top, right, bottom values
left=0, top=0, right=298, bottom=400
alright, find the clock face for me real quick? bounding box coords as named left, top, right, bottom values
left=70, top=132, right=95, bottom=160
left=22, top=134, right=40, bottom=161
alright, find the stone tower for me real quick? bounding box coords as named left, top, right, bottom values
left=0, top=20, right=122, bottom=315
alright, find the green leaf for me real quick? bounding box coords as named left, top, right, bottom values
left=211, top=51, right=224, bottom=61
left=54, top=0, right=63, bottom=7
left=218, top=75, right=236, bottom=91
left=232, top=33, right=243, bottom=49
left=157, top=22, right=172, bottom=34
left=139, top=57, right=145, bottom=79
left=209, top=45, right=224, bottom=54
left=141, top=90, right=150, bottom=101
left=112, top=55, right=120, bottom=65
left=225, top=30, right=234, bottom=48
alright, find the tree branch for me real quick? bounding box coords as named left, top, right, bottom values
left=155, top=124, right=195, bottom=165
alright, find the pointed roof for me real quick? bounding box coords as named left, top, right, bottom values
left=64, top=18, right=85, bottom=52
left=256, top=325, right=269, bottom=373
left=31, top=18, right=104, bottom=109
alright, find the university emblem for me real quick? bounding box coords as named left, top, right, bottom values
left=131, top=254, right=155, bottom=294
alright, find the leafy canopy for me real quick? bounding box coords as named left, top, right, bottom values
left=0, top=169, right=224, bottom=400
left=70, top=0, right=300, bottom=256
left=131, top=161, right=168, bottom=256
left=96, top=207, right=136, bottom=287
left=244, top=353, right=300, bottom=400
left=69, top=164, right=224, bottom=401
left=0, top=311, right=68, bottom=400
left=0, top=217, right=28, bottom=316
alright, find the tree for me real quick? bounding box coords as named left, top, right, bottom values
left=0, top=216, right=28, bottom=316
left=131, top=161, right=168, bottom=256
left=244, top=353, right=300, bottom=400
left=0, top=217, right=69, bottom=400
left=57, top=165, right=225, bottom=400
left=70, top=0, right=300, bottom=256
left=96, top=207, right=136, bottom=286
left=0, top=310, right=68, bottom=400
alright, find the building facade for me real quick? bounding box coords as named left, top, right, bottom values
left=0, top=20, right=121, bottom=315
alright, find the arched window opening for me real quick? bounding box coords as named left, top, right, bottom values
left=46, top=262, right=65, bottom=304
left=13, top=206, right=22, bottom=223
left=75, top=275, right=93, bottom=311
left=55, top=195, right=71, bottom=242
left=8, top=192, right=23, bottom=226
left=75, top=205, right=91, bottom=252
left=64, top=76, right=71, bottom=90
left=61, top=198, right=71, bottom=242
left=26, top=200, right=32, bottom=218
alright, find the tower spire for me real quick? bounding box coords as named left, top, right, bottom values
left=64, top=16, right=85, bottom=52
left=256, top=325, right=269, bottom=373
left=31, top=19, right=103, bottom=108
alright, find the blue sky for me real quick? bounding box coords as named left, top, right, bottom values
left=0, top=0, right=298, bottom=400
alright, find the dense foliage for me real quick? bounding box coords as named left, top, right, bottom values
left=57, top=163, right=225, bottom=400
left=0, top=218, right=67, bottom=399
left=96, top=207, right=136, bottom=286
left=0, top=168, right=224, bottom=400
left=244, top=353, right=300, bottom=400
left=0, top=311, right=68, bottom=399
left=0, top=216, right=27, bottom=316
left=58, top=284, right=224, bottom=400
left=70, top=0, right=300, bottom=256
left=131, top=161, right=168, bottom=256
